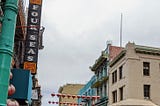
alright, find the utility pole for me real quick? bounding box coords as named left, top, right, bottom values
left=0, top=0, right=18, bottom=105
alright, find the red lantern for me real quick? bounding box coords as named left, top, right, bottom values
left=81, top=95, right=86, bottom=99
left=97, top=96, right=100, bottom=99
left=8, top=84, right=15, bottom=96
left=66, top=102, right=70, bottom=105
left=91, top=96, right=96, bottom=99
left=52, top=101, right=55, bottom=104
left=48, top=101, right=51, bottom=104
left=77, top=95, right=81, bottom=99
left=72, top=95, right=76, bottom=99
left=79, top=103, right=82, bottom=106
left=62, top=94, right=66, bottom=98
left=86, top=96, right=91, bottom=99
left=67, top=94, right=71, bottom=98
left=7, top=99, right=19, bottom=106
left=57, top=93, right=62, bottom=97
left=51, top=93, right=55, bottom=97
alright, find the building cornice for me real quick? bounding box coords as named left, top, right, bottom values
left=135, top=45, right=160, bottom=56
left=90, top=51, right=108, bottom=72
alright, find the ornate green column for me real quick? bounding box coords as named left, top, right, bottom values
left=0, top=0, right=18, bottom=105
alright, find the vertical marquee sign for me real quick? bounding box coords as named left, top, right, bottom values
left=24, top=0, right=42, bottom=74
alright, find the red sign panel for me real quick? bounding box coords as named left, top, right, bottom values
left=30, top=0, right=42, bottom=5
left=24, top=62, right=37, bottom=74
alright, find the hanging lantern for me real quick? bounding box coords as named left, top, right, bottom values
left=82, top=95, right=87, bottom=99
left=87, top=96, right=91, bottom=99
left=8, top=84, right=15, bottom=96
left=62, top=94, right=66, bottom=98
left=97, top=96, right=100, bottom=99
left=91, top=96, right=96, bottom=100
left=57, top=93, right=62, bottom=97
left=51, top=93, right=55, bottom=97
left=63, top=102, right=66, bottom=105
left=77, top=95, right=81, bottom=99
left=79, top=103, right=82, bottom=106
left=56, top=102, right=59, bottom=104
left=92, top=96, right=100, bottom=99
left=48, top=101, right=51, bottom=104
left=72, top=95, right=76, bottom=99
left=52, top=101, right=55, bottom=104
left=66, top=102, right=70, bottom=105
left=67, top=94, right=71, bottom=98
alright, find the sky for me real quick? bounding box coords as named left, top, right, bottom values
left=33, top=0, right=160, bottom=105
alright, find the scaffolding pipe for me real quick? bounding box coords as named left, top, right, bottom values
left=0, top=0, right=18, bottom=105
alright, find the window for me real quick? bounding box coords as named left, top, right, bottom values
left=143, top=62, right=150, bottom=76
left=97, top=71, right=99, bottom=79
left=100, top=87, right=103, bottom=97
left=119, top=66, right=123, bottom=79
left=115, top=71, right=117, bottom=82
left=119, top=87, right=123, bottom=101
left=104, top=84, right=107, bottom=96
left=144, top=85, right=150, bottom=99
left=112, top=72, right=114, bottom=84
left=112, top=90, right=117, bottom=103
left=88, top=89, right=90, bottom=96
left=112, top=70, right=117, bottom=84
left=97, top=87, right=99, bottom=96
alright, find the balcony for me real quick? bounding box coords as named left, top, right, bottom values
left=91, top=74, right=108, bottom=88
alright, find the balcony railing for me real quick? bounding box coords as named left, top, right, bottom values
left=91, top=74, right=108, bottom=88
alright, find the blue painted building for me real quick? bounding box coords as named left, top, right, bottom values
left=78, top=75, right=96, bottom=106
left=90, top=50, right=109, bottom=106
left=89, top=42, right=115, bottom=106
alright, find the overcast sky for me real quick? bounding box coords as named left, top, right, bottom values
left=35, top=0, right=160, bottom=105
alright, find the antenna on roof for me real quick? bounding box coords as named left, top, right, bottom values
left=120, top=13, right=123, bottom=47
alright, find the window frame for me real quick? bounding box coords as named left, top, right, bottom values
left=112, top=70, right=117, bottom=84
left=112, top=90, right=117, bottom=103
left=144, top=85, right=150, bottom=99
left=119, top=87, right=123, bottom=101
left=143, top=62, right=150, bottom=76
left=119, top=65, right=123, bottom=79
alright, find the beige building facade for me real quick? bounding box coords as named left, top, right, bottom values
left=108, top=42, right=160, bottom=106
left=58, top=84, right=84, bottom=106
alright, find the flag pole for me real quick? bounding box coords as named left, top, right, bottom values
left=120, top=13, right=123, bottom=47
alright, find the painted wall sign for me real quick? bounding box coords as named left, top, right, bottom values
left=24, top=0, right=42, bottom=74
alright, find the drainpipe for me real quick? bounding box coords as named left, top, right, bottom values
left=0, top=0, right=18, bottom=105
